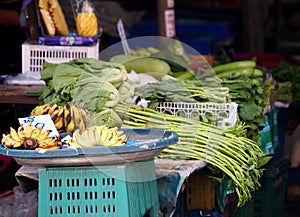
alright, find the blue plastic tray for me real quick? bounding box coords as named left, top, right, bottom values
left=0, top=128, right=178, bottom=166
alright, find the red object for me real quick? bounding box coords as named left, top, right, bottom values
left=0, top=155, right=13, bottom=173
left=236, top=53, right=300, bottom=70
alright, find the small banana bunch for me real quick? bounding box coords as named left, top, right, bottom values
left=1, top=122, right=62, bottom=150
left=68, top=125, right=127, bottom=148
left=30, top=104, right=89, bottom=133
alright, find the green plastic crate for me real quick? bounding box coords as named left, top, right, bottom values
left=252, top=160, right=289, bottom=217
left=233, top=159, right=289, bottom=217
left=38, top=159, right=159, bottom=217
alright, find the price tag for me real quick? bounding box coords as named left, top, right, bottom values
left=165, top=9, right=176, bottom=38
left=117, top=19, right=131, bottom=55
left=18, top=114, right=59, bottom=138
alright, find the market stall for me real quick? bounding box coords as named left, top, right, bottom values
left=0, top=1, right=292, bottom=216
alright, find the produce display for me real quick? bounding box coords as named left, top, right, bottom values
left=1, top=122, right=62, bottom=150
left=1, top=41, right=274, bottom=209
left=30, top=103, right=89, bottom=133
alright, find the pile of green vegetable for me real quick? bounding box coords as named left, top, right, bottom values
left=210, top=60, right=273, bottom=143
left=35, top=58, right=134, bottom=127
left=114, top=103, right=271, bottom=207
left=269, top=61, right=300, bottom=102
left=134, top=77, right=230, bottom=106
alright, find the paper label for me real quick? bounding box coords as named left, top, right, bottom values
left=117, top=19, right=131, bottom=55
left=18, top=114, right=59, bottom=138
left=165, top=9, right=176, bottom=38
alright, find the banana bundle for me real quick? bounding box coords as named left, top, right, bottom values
left=30, top=104, right=89, bottom=133
left=1, top=122, right=62, bottom=150
left=39, top=0, right=69, bottom=36
left=68, top=125, right=127, bottom=147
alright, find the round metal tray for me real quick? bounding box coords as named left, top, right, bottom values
left=0, top=128, right=178, bottom=167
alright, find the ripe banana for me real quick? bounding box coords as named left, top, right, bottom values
left=54, top=115, right=64, bottom=133
left=30, top=103, right=89, bottom=133
left=31, top=127, right=43, bottom=139
left=72, top=129, right=87, bottom=147
left=64, top=104, right=75, bottom=132
left=17, top=125, right=26, bottom=140
left=30, top=104, right=51, bottom=116
left=70, top=104, right=87, bottom=133
left=10, top=127, right=22, bottom=142
left=1, top=122, right=62, bottom=150
left=25, top=122, right=33, bottom=138
left=36, top=129, right=52, bottom=142
left=69, top=124, right=127, bottom=148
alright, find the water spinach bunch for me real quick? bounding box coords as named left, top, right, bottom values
left=114, top=103, right=271, bottom=207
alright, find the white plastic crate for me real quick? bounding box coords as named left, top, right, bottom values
left=22, top=41, right=99, bottom=73
left=156, top=102, right=238, bottom=129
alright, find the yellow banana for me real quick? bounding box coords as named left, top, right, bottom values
left=104, top=131, right=119, bottom=146
left=48, top=104, right=59, bottom=115
left=36, top=129, right=51, bottom=142
left=87, top=128, right=97, bottom=146
left=93, top=126, right=102, bottom=145
left=2, top=134, right=21, bottom=148
left=73, top=129, right=87, bottom=147
left=50, top=105, right=64, bottom=122
left=54, top=115, right=64, bottom=132
left=17, top=125, right=26, bottom=140
left=39, top=137, right=56, bottom=148
left=10, top=127, right=22, bottom=142
left=31, top=127, right=43, bottom=139
left=64, top=104, right=75, bottom=132
left=66, top=120, right=75, bottom=133
left=79, top=106, right=90, bottom=128
left=118, top=134, right=128, bottom=143
left=30, top=104, right=51, bottom=116
left=25, top=122, right=33, bottom=138
left=71, top=104, right=84, bottom=131
left=100, top=125, right=109, bottom=143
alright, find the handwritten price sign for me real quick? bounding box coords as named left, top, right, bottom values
left=18, top=114, right=59, bottom=138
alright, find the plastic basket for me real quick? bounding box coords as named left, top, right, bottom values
left=38, top=159, right=159, bottom=217
left=156, top=102, right=238, bottom=129
left=22, top=41, right=99, bottom=73
left=232, top=159, right=289, bottom=217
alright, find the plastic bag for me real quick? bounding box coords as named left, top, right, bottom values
left=0, top=186, right=38, bottom=217
left=75, top=0, right=100, bottom=37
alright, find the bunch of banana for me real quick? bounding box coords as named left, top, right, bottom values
left=68, top=125, right=127, bottom=148
left=1, top=122, right=62, bottom=150
left=30, top=104, right=89, bottom=133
